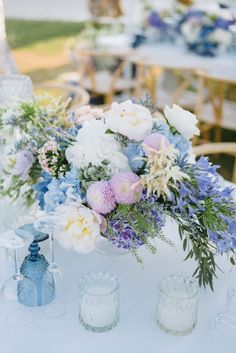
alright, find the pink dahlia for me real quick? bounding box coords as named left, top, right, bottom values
left=143, top=133, right=170, bottom=155
left=86, top=181, right=116, bottom=215
left=110, top=172, right=143, bottom=205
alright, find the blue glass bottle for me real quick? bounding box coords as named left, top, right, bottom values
left=16, top=223, right=55, bottom=307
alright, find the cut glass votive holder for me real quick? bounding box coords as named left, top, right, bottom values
left=78, top=272, right=120, bottom=332
left=0, top=74, right=33, bottom=105
left=156, top=275, right=199, bottom=336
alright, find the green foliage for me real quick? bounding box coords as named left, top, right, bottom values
left=178, top=221, right=217, bottom=290
left=78, top=160, right=112, bottom=193
left=140, top=95, right=159, bottom=114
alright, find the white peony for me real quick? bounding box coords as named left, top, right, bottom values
left=164, top=104, right=200, bottom=140
left=66, top=119, right=130, bottom=173
left=105, top=100, right=153, bottom=142
left=54, top=203, right=103, bottom=254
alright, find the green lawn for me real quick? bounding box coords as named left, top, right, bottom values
left=6, top=19, right=86, bottom=49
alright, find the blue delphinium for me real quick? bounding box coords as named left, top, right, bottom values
left=170, top=155, right=236, bottom=253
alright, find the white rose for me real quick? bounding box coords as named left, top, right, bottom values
left=105, top=100, right=153, bottom=142
left=55, top=203, right=102, bottom=254
left=164, top=104, right=200, bottom=140
left=66, top=119, right=130, bottom=173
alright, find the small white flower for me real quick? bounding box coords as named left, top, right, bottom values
left=105, top=100, right=153, bottom=141
left=54, top=203, right=103, bottom=254
left=66, top=119, right=130, bottom=173
left=164, top=104, right=200, bottom=140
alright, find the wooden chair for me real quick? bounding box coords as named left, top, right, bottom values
left=131, top=58, right=200, bottom=111
left=34, top=81, right=90, bottom=110
left=193, top=143, right=236, bottom=183
left=195, top=69, right=236, bottom=143
left=68, top=47, right=135, bottom=104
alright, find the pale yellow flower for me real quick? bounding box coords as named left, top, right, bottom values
left=140, top=144, right=189, bottom=198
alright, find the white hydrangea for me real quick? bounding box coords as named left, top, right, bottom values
left=66, top=119, right=130, bottom=174
left=105, top=100, right=153, bottom=142
left=164, top=104, right=200, bottom=140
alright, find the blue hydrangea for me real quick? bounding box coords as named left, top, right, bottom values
left=167, top=134, right=190, bottom=155
left=43, top=170, right=83, bottom=213
left=153, top=121, right=170, bottom=136
left=33, top=172, right=52, bottom=209
left=153, top=120, right=190, bottom=155
left=123, top=142, right=145, bottom=172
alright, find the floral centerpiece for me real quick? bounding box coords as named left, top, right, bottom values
left=145, top=8, right=176, bottom=43
left=1, top=96, right=236, bottom=289
left=179, top=5, right=236, bottom=56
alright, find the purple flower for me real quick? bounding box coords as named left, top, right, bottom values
left=106, top=217, right=143, bottom=250
left=110, top=172, right=143, bottom=205
left=87, top=181, right=116, bottom=215
left=12, top=149, right=34, bottom=181
left=148, top=11, right=168, bottom=32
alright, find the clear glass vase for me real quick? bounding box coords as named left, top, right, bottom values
left=213, top=286, right=236, bottom=336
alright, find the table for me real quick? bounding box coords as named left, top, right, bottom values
left=0, top=216, right=235, bottom=353
left=93, top=36, right=236, bottom=72
left=133, top=43, right=236, bottom=71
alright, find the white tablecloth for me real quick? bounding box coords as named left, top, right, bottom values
left=0, top=218, right=235, bottom=353
left=134, top=43, right=236, bottom=72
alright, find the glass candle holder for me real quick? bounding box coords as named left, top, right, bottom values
left=156, top=275, right=199, bottom=336
left=78, top=273, right=120, bottom=332
left=213, top=287, right=236, bottom=336
left=0, top=74, right=33, bottom=105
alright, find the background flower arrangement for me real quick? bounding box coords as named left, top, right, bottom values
left=0, top=96, right=236, bottom=289
left=179, top=6, right=236, bottom=56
